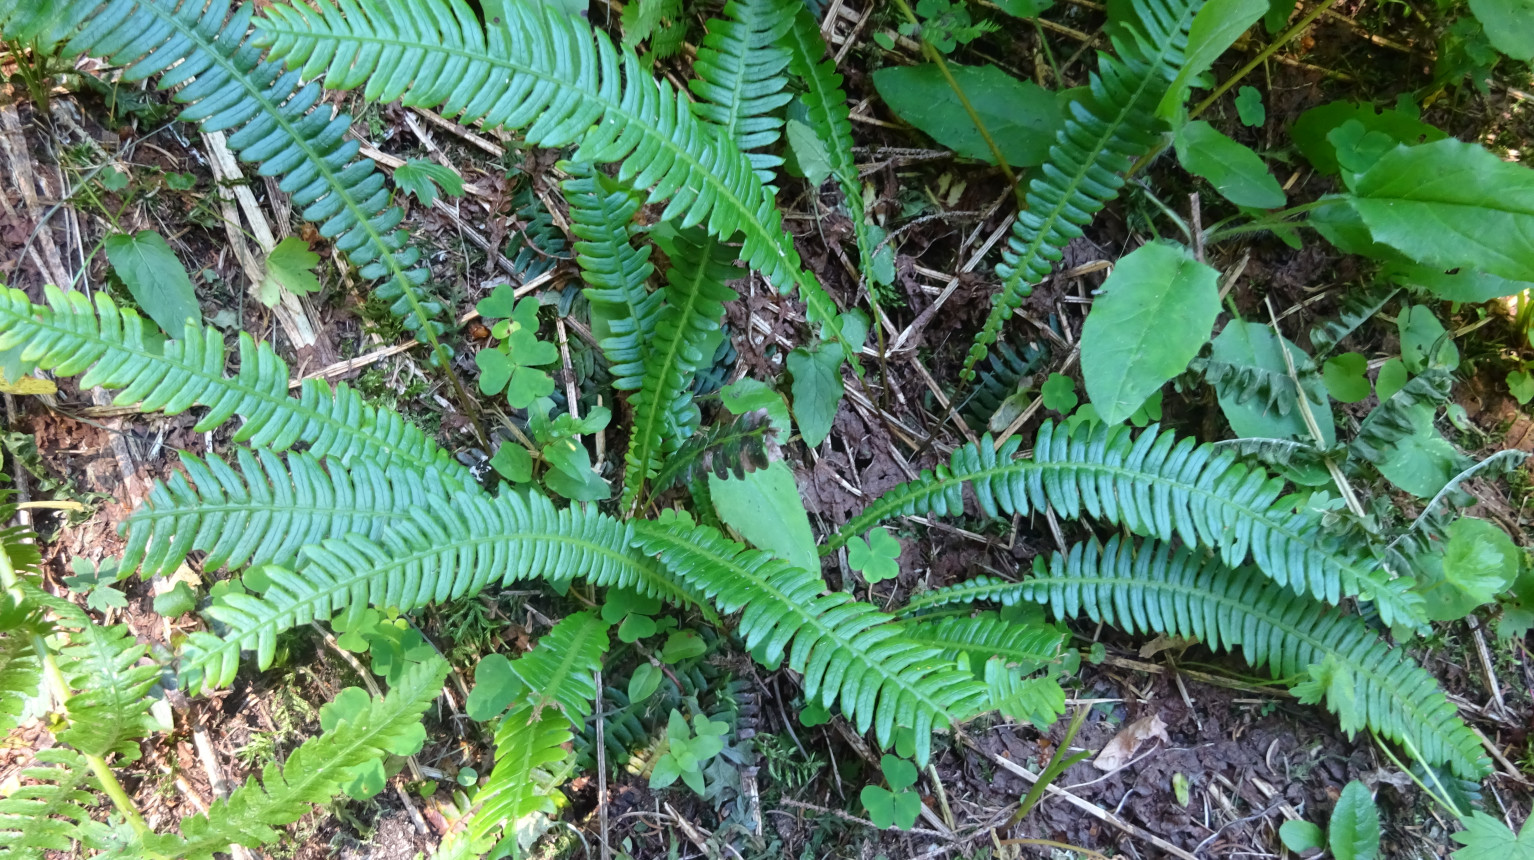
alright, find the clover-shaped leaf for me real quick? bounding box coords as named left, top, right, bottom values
left=860, top=755, right=922, bottom=829
left=847, top=527, right=901, bottom=584
left=475, top=283, right=521, bottom=321
left=465, top=653, right=526, bottom=721
left=651, top=709, right=731, bottom=795
left=1040, top=372, right=1078, bottom=414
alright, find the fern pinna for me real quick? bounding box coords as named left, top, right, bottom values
left=0, top=0, right=451, bottom=358
left=963, top=0, right=1205, bottom=378
left=829, top=421, right=1421, bottom=628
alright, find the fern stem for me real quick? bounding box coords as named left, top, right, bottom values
left=1189, top=0, right=1340, bottom=119
left=84, top=752, right=153, bottom=840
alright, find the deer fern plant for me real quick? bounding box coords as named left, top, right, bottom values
left=0, top=0, right=1504, bottom=856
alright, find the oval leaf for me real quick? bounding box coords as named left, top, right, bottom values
left=103, top=230, right=201, bottom=334
left=1175, top=120, right=1285, bottom=208
left=1081, top=243, right=1220, bottom=425
left=872, top=63, right=1063, bottom=167
left=1329, top=781, right=1381, bottom=860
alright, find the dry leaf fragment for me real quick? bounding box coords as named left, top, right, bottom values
left=1093, top=712, right=1169, bottom=771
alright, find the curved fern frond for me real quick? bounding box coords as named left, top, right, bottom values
left=182, top=490, right=696, bottom=691
left=0, top=287, right=468, bottom=481
left=506, top=611, right=608, bottom=726
left=0, top=749, right=112, bottom=858
left=122, top=449, right=465, bottom=579
left=145, top=658, right=449, bottom=859
left=0, top=0, right=449, bottom=354
left=563, top=164, right=660, bottom=394
left=691, top=0, right=795, bottom=183
left=1020, top=537, right=1489, bottom=779
left=623, top=230, right=742, bottom=507
left=632, top=517, right=987, bottom=765
left=253, top=0, right=847, bottom=340
left=650, top=410, right=774, bottom=494
left=963, top=0, right=1204, bottom=378
left=830, top=421, right=1421, bottom=627
left=47, top=600, right=161, bottom=761
left=1192, top=345, right=1321, bottom=418
left=1309, top=285, right=1397, bottom=357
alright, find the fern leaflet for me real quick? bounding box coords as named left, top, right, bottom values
left=964, top=0, right=1204, bottom=378
left=691, top=0, right=795, bottom=183
left=46, top=598, right=160, bottom=762
left=0, top=594, right=42, bottom=736
left=0, top=749, right=113, bottom=858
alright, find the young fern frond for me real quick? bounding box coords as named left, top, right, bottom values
left=779, top=6, right=873, bottom=275
left=142, top=658, right=449, bottom=859
left=563, top=164, right=661, bottom=394
left=632, top=517, right=988, bottom=765
left=829, top=421, right=1422, bottom=627
left=1309, top=285, right=1397, bottom=357
left=253, top=0, right=847, bottom=342
left=963, top=0, right=1204, bottom=378
left=691, top=0, right=795, bottom=183
left=456, top=614, right=607, bottom=853
left=123, top=449, right=464, bottom=579
left=1020, top=537, right=1490, bottom=780
left=41, top=596, right=161, bottom=762
left=1192, top=347, right=1322, bottom=418
left=181, top=490, right=698, bottom=691
left=0, top=287, right=469, bottom=482
left=623, top=230, right=742, bottom=507
left=0, top=0, right=449, bottom=354
left=0, top=749, right=114, bottom=857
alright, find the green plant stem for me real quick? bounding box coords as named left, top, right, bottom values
left=1190, top=0, right=1340, bottom=119
left=888, top=0, right=1018, bottom=195
left=1009, top=703, right=1090, bottom=824
left=1202, top=199, right=1331, bottom=245
left=84, top=751, right=153, bottom=838
left=1373, top=730, right=1465, bottom=820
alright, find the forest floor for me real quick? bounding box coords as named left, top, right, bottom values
left=4, top=1, right=1534, bottom=858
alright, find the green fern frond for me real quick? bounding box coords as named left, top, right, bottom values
left=1020, top=537, right=1489, bottom=779
left=182, top=490, right=694, bottom=691
left=0, top=595, right=42, bottom=735
left=899, top=612, right=1063, bottom=673
left=145, top=657, right=449, bottom=859
left=0, top=286, right=467, bottom=481
left=0, top=748, right=113, bottom=858
left=506, top=611, right=608, bottom=726
left=650, top=410, right=774, bottom=494
left=1192, top=345, right=1321, bottom=419
left=48, top=602, right=160, bottom=762
left=902, top=575, right=1027, bottom=616
left=982, top=658, right=1066, bottom=727
left=253, top=0, right=847, bottom=341
left=691, top=0, right=795, bottom=182
left=829, top=421, right=1421, bottom=627
left=1309, top=285, right=1397, bottom=357
left=1350, top=370, right=1457, bottom=465
left=0, top=0, right=449, bottom=354
left=563, top=164, right=661, bottom=394
left=122, top=449, right=465, bottom=579
left=964, top=340, right=1050, bottom=431
left=779, top=6, right=872, bottom=273
left=963, top=0, right=1204, bottom=378
left=623, top=230, right=742, bottom=507
left=632, top=517, right=987, bottom=765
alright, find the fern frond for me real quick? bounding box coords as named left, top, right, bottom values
left=0, top=0, right=449, bottom=354
left=0, top=749, right=112, bottom=858
left=563, top=164, right=660, bottom=394
left=899, top=612, right=1063, bottom=673
left=0, top=595, right=42, bottom=735
left=253, top=0, right=847, bottom=339
left=0, top=287, right=467, bottom=480
left=182, top=490, right=695, bottom=690
left=1350, top=370, right=1456, bottom=465
left=650, top=410, right=774, bottom=494
left=982, top=658, right=1066, bottom=727
left=48, top=603, right=160, bottom=762
left=123, top=449, right=465, bottom=579
left=1192, top=345, right=1321, bottom=418
left=623, top=230, right=742, bottom=507
left=963, top=0, right=1204, bottom=378
left=632, top=518, right=987, bottom=765
left=964, top=340, right=1050, bottom=431
left=1309, top=285, right=1397, bottom=357
left=145, top=657, right=449, bottom=859
left=902, top=575, right=1027, bottom=615
left=691, top=0, right=795, bottom=183
left=507, top=611, right=608, bottom=726
left=1019, top=537, right=1489, bottom=779
left=779, top=6, right=872, bottom=273
left=830, top=421, right=1421, bottom=627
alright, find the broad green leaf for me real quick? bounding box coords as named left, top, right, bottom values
left=708, top=460, right=817, bottom=572
left=152, top=582, right=196, bottom=618
left=1453, top=811, right=1534, bottom=859
left=1209, top=321, right=1334, bottom=445
left=847, top=528, right=902, bottom=584
left=880, top=755, right=918, bottom=791
left=660, top=630, right=706, bottom=663
left=786, top=119, right=833, bottom=187
left=258, top=236, right=322, bottom=307
left=1174, top=120, right=1285, bottom=208
left=103, top=230, right=201, bottom=333
left=1443, top=517, right=1521, bottom=605
left=871, top=64, right=1063, bottom=167
left=617, top=613, right=657, bottom=642
left=465, top=653, right=523, bottom=721
left=1375, top=405, right=1465, bottom=498
left=489, top=443, right=533, bottom=483
left=1352, top=138, right=1534, bottom=283
left=1279, top=820, right=1325, bottom=852
left=1468, top=0, right=1534, bottom=60
left=1389, top=263, right=1534, bottom=303
left=393, top=159, right=464, bottom=206
left=1081, top=243, right=1219, bottom=425
left=1397, top=304, right=1459, bottom=373
left=628, top=663, right=663, bottom=703
left=1158, top=0, right=1267, bottom=117
left=1375, top=358, right=1408, bottom=402
left=1291, top=101, right=1445, bottom=175
left=1322, top=353, right=1371, bottom=403
left=1329, top=781, right=1380, bottom=860
left=1234, top=86, right=1265, bottom=127
left=787, top=345, right=843, bottom=447
left=1509, top=370, right=1534, bottom=405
